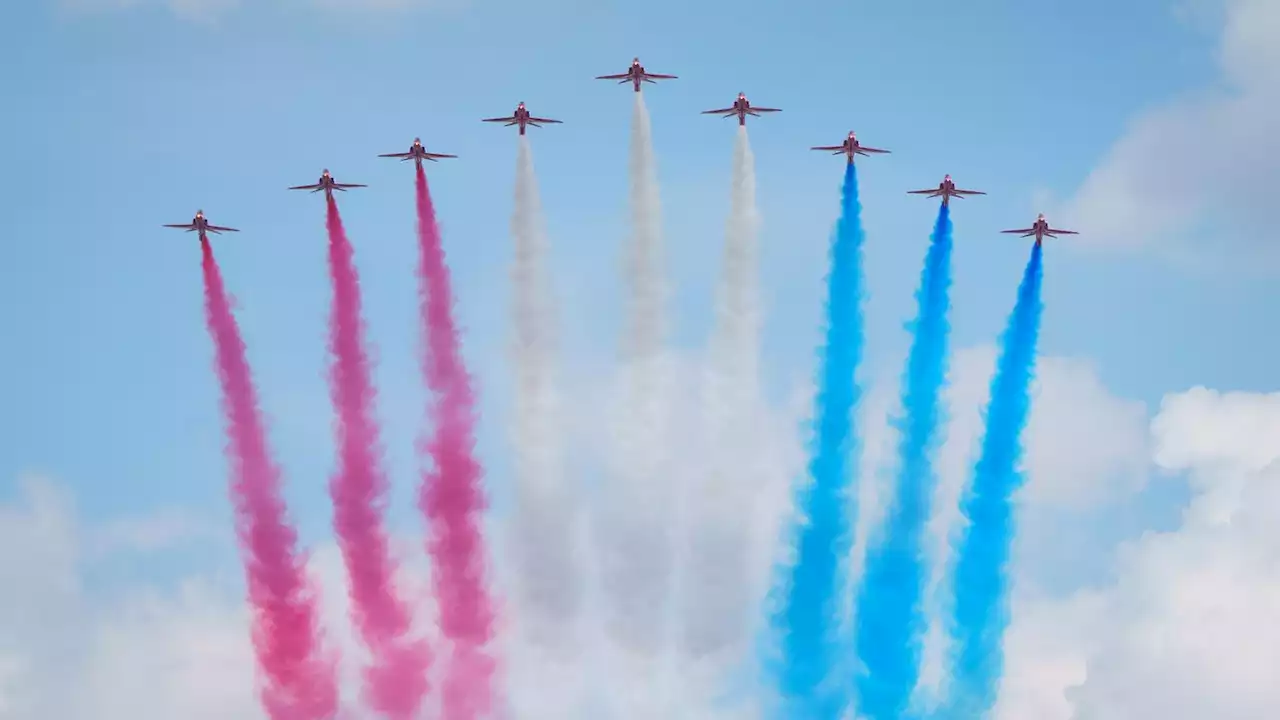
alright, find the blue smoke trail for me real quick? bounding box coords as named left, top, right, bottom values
left=852, top=204, right=954, bottom=720
left=769, top=162, right=867, bottom=719
left=942, top=242, right=1044, bottom=719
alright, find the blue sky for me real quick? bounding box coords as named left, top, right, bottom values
left=1, top=0, right=1272, bottom=586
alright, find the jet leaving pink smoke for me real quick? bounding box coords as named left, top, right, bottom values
left=324, top=197, right=432, bottom=719
left=199, top=238, right=339, bottom=720
left=414, top=164, right=498, bottom=720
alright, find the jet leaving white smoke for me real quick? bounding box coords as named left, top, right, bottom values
left=594, top=90, right=679, bottom=719
left=680, top=125, right=764, bottom=669
left=504, top=136, right=583, bottom=718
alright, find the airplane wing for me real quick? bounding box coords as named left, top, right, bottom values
left=424, top=153, right=459, bottom=160
left=333, top=183, right=367, bottom=189
left=1048, top=228, right=1079, bottom=235
left=810, top=145, right=844, bottom=151
left=378, top=152, right=413, bottom=159
left=596, top=73, right=630, bottom=80
left=482, top=115, right=517, bottom=123
left=289, top=183, right=322, bottom=191
left=701, top=107, right=736, bottom=115
left=644, top=73, right=678, bottom=80
left=1001, top=228, right=1036, bottom=235
left=162, top=223, right=197, bottom=230
left=750, top=107, right=782, bottom=113
left=527, top=117, right=563, bottom=124
left=207, top=225, right=240, bottom=233
left=907, top=189, right=941, bottom=195
left=858, top=146, right=890, bottom=154
left=953, top=189, right=986, bottom=196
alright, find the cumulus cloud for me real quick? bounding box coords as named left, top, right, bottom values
left=92, top=507, right=219, bottom=554
left=6, top=356, right=1277, bottom=720
left=994, top=386, right=1280, bottom=720
left=1064, top=0, right=1280, bottom=264
left=912, top=347, right=1151, bottom=706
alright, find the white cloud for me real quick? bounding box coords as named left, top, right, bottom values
left=993, top=386, right=1280, bottom=720
left=58, top=0, right=241, bottom=22
left=9, top=356, right=1278, bottom=720
left=914, top=347, right=1151, bottom=706
left=1064, top=0, right=1280, bottom=264
left=93, top=507, right=218, bottom=554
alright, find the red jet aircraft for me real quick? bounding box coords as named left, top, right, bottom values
left=163, top=210, right=238, bottom=241
left=378, top=138, right=457, bottom=167
left=482, top=102, right=563, bottom=135
left=596, top=57, right=678, bottom=92
left=289, top=169, right=367, bottom=199
left=702, top=93, right=781, bottom=126
left=908, top=175, right=986, bottom=206
left=810, top=131, right=890, bottom=163
left=1002, top=213, right=1078, bottom=246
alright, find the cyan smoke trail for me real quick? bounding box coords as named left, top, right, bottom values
left=852, top=204, right=954, bottom=720
left=942, top=242, right=1044, bottom=719
left=770, top=162, right=866, bottom=719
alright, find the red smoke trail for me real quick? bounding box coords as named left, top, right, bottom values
left=199, top=238, right=338, bottom=720
left=414, top=163, right=497, bottom=719
left=324, top=196, right=432, bottom=719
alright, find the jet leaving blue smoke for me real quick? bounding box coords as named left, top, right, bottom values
left=853, top=204, right=954, bottom=720
left=769, top=162, right=867, bottom=719
left=942, top=242, right=1044, bottom=719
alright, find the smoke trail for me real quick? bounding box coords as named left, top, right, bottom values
left=598, top=90, right=673, bottom=659
left=852, top=204, right=954, bottom=720
left=942, top=242, right=1044, bottom=718
left=507, top=135, right=578, bottom=642
left=683, top=124, right=762, bottom=662
left=323, top=196, right=431, bottom=720
left=413, top=164, right=497, bottom=720
left=199, top=238, right=338, bottom=720
left=769, top=162, right=867, bottom=719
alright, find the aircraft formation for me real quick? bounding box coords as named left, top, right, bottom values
left=164, top=56, right=1077, bottom=244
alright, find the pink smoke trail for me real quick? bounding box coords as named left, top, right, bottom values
left=413, top=163, right=498, bottom=719
left=324, top=196, right=432, bottom=719
left=199, top=238, right=339, bottom=720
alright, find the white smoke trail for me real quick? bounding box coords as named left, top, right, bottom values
left=505, top=136, right=583, bottom=715
left=594, top=90, right=679, bottom=718
left=680, top=126, right=764, bottom=669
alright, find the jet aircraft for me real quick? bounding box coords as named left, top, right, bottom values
left=163, top=210, right=238, bottom=241
left=595, top=57, right=677, bottom=92
left=701, top=93, right=781, bottom=126
left=378, top=138, right=457, bottom=167
left=810, top=131, right=890, bottom=163
left=289, top=170, right=367, bottom=199
left=1001, top=213, right=1078, bottom=246
left=908, top=174, right=985, bottom=206
left=482, top=102, right=562, bottom=135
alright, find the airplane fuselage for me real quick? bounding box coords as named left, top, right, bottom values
left=937, top=181, right=957, bottom=205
